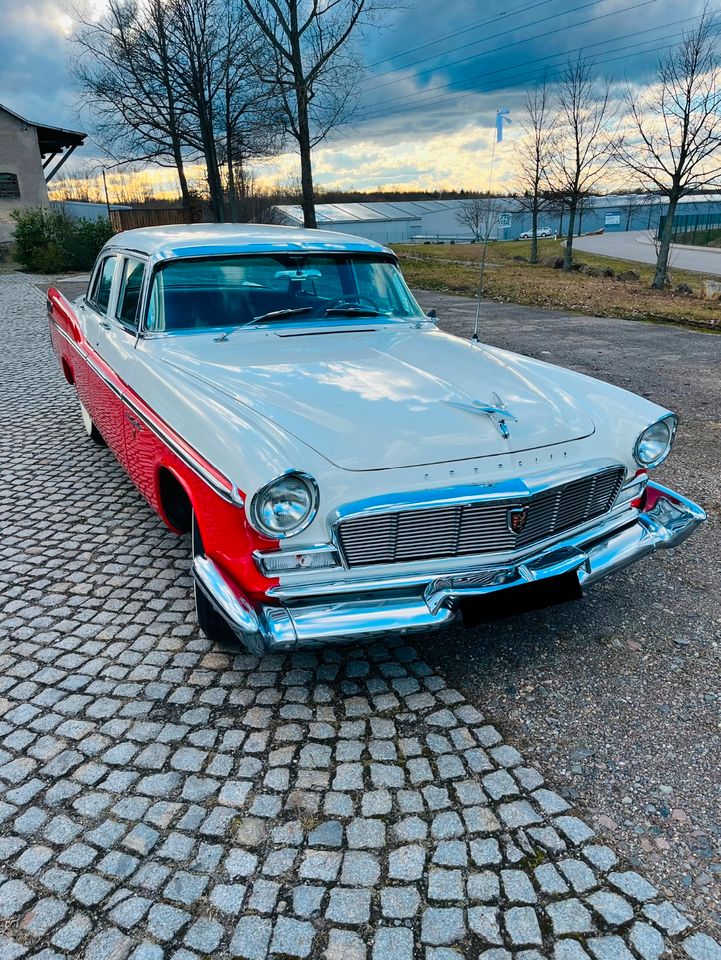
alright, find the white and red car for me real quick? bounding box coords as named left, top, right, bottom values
left=48, top=224, right=705, bottom=653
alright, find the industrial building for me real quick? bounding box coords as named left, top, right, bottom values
left=274, top=194, right=721, bottom=245
left=0, top=103, right=86, bottom=243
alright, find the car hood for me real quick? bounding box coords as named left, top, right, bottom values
left=158, top=324, right=595, bottom=471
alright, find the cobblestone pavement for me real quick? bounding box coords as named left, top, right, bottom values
left=0, top=274, right=719, bottom=960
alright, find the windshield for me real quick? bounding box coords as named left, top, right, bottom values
left=145, top=254, right=424, bottom=332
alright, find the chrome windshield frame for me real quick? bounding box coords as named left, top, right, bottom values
left=138, top=250, right=425, bottom=335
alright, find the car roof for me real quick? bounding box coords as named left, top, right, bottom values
left=103, top=223, right=394, bottom=262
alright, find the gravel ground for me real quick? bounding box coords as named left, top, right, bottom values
left=413, top=290, right=721, bottom=935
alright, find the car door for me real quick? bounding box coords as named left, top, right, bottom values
left=77, top=254, right=127, bottom=459
left=111, top=255, right=165, bottom=511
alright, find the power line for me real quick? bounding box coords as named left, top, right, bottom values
left=360, top=15, right=699, bottom=122
left=365, top=0, right=559, bottom=70
left=363, top=0, right=660, bottom=96
left=358, top=4, right=699, bottom=124
left=358, top=18, right=711, bottom=126
left=360, top=31, right=681, bottom=125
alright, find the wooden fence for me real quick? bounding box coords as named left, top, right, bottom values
left=110, top=207, right=201, bottom=232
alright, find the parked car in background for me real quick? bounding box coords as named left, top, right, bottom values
left=47, top=224, right=705, bottom=653
left=518, top=227, right=554, bottom=239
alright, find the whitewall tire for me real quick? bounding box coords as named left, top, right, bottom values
left=79, top=402, right=106, bottom=446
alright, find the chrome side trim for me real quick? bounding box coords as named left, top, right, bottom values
left=52, top=321, right=242, bottom=505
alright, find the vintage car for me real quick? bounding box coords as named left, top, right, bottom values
left=48, top=224, right=705, bottom=653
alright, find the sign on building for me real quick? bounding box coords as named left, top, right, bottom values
left=497, top=213, right=512, bottom=227
left=605, top=212, right=621, bottom=226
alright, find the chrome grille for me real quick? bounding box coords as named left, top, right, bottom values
left=337, top=466, right=625, bottom=568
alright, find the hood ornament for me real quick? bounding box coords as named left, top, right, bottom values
left=445, top=392, right=517, bottom=439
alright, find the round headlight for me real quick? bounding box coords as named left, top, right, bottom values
left=250, top=473, right=318, bottom=538
left=634, top=415, right=677, bottom=468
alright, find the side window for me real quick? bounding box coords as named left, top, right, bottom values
left=0, top=173, right=20, bottom=199
left=89, top=256, right=117, bottom=315
left=116, top=257, right=145, bottom=328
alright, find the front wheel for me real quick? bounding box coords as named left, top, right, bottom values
left=79, top=402, right=106, bottom=446
left=192, top=512, right=242, bottom=649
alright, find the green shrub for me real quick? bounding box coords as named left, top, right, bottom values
left=10, top=207, right=114, bottom=273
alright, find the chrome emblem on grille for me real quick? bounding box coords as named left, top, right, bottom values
left=507, top=505, right=530, bottom=534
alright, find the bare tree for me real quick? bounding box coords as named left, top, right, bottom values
left=74, top=0, right=277, bottom=222
left=242, top=0, right=388, bottom=228
left=170, top=0, right=228, bottom=220
left=514, top=79, right=553, bottom=263
left=616, top=8, right=721, bottom=288
left=540, top=189, right=567, bottom=238
left=48, top=167, right=104, bottom=203
left=550, top=56, right=615, bottom=271
left=216, top=1, right=283, bottom=220
left=575, top=193, right=593, bottom=236
left=73, top=0, right=196, bottom=210
left=455, top=198, right=487, bottom=240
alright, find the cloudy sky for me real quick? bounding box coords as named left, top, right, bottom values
left=0, top=0, right=711, bottom=193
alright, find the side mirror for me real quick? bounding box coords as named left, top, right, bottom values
left=427, top=309, right=438, bottom=319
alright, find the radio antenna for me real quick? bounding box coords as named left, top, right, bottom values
left=473, top=108, right=509, bottom=342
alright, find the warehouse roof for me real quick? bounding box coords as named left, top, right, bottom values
left=276, top=193, right=721, bottom=227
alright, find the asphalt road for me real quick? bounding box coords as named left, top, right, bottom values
left=574, top=231, right=721, bottom=276
left=415, top=289, right=721, bottom=933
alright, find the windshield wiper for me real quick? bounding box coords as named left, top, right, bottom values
left=251, top=307, right=314, bottom=324
left=323, top=307, right=389, bottom=317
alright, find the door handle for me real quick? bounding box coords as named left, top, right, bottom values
left=99, top=320, right=111, bottom=329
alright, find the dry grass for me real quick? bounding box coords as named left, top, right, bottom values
left=393, top=239, right=721, bottom=330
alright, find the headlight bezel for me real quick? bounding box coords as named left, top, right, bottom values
left=249, top=471, right=319, bottom=539
left=633, top=414, right=677, bottom=469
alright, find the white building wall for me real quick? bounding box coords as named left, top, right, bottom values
left=0, top=110, right=49, bottom=243
left=315, top=218, right=422, bottom=245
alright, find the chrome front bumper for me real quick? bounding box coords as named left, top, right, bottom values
left=192, top=481, right=706, bottom=652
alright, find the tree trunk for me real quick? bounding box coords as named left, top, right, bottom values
left=288, top=3, right=317, bottom=231
left=225, top=93, right=236, bottom=222
left=530, top=201, right=539, bottom=264
left=200, top=120, right=224, bottom=222
left=227, top=160, right=237, bottom=222
left=577, top=203, right=583, bottom=236
left=173, top=147, right=191, bottom=212
left=297, top=95, right=317, bottom=229
left=563, top=198, right=577, bottom=271
left=154, top=7, right=191, bottom=213
left=652, top=194, right=678, bottom=289
left=205, top=146, right=224, bottom=221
